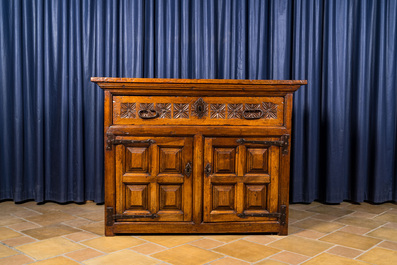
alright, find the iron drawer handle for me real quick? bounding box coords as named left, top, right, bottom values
left=138, top=109, right=158, bottom=119
left=242, top=109, right=263, bottom=120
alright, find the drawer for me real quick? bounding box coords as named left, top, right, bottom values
left=112, top=96, right=285, bottom=126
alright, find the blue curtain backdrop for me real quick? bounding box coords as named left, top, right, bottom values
left=0, top=0, right=396, bottom=203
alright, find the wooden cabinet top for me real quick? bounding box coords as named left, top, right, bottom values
left=91, top=77, right=307, bottom=94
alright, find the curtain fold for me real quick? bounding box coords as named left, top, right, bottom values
left=1, top=0, right=396, bottom=203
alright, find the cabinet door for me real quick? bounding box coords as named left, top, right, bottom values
left=203, top=137, right=280, bottom=222
left=115, top=136, right=193, bottom=222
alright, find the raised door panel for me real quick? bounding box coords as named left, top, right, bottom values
left=115, top=136, right=193, bottom=222
left=203, top=137, right=280, bottom=223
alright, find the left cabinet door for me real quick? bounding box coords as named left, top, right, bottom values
left=114, top=136, right=193, bottom=222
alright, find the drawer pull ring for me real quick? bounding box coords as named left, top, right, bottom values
left=242, top=109, right=263, bottom=120
left=138, top=109, right=158, bottom=119
left=185, top=162, right=192, bottom=178
left=205, top=163, right=212, bottom=176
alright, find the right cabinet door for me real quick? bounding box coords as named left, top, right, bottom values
left=203, top=137, right=281, bottom=222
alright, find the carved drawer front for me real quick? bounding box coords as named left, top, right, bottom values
left=203, top=137, right=280, bottom=223
left=113, top=96, right=284, bottom=126
left=115, top=136, right=193, bottom=222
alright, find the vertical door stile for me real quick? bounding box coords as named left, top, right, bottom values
left=269, top=145, right=279, bottom=213
left=150, top=142, right=159, bottom=215
left=183, top=138, right=193, bottom=221
left=236, top=145, right=245, bottom=215
left=203, top=138, right=213, bottom=222
left=115, top=145, right=125, bottom=215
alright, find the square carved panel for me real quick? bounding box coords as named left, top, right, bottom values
left=246, top=148, right=269, bottom=174
left=159, top=185, right=182, bottom=211
left=125, top=147, right=149, bottom=173
left=126, top=184, right=149, bottom=210
left=212, top=184, right=236, bottom=211
left=213, top=147, right=237, bottom=174
left=159, top=147, right=183, bottom=174
left=244, top=184, right=268, bottom=211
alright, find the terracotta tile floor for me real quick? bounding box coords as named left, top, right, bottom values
left=0, top=201, right=397, bottom=264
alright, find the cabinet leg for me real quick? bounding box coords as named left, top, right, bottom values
left=105, top=227, right=115, bottom=236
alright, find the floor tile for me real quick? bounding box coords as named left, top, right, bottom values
left=210, top=257, right=250, bottom=265
left=335, top=216, right=386, bottom=229
left=0, top=244, right=18, bottom=258
left=289, top=208, right=316, bottom=220
left=307, top=205, right=354, bottom=217
left=373, top=212, right=397, bottom=223
left=255, top=259, right=290, bottom=265
left=1, top=236, right=36, bottom=247
left=293, top=218, right=344, bottom=233
left=379, top=241, right=397, bottom=251
left=83, top=249, right=159, bottom=265
left=131, top=243, right=167, bottom=255
left=339, top=225, right=371, bottom=235
left=22, top=224, right=79, bottom=240
left=7, top=221, right=41, bottom=231
left=357, top=247, right=397, bottom=265
left=346, top=202, right=391, bottom=214
left=16, top=237, right=84, bottom=260
left=76, top=211, right=104, bottom=222
left=0, top=216, right=26, bottom=226
left=79, top=222, right=104, bottom=236
left=152, top=245, right=222, bottom=265
left=326, top=245, right=363, bottom=258
left=213, top=240, right=280, bottom=262
left=81, top=236, right=144, bottom=253
left=63, top=231, right=99, bottom=242
left=270, top=251, right=310, bottom=264
left=367, top=227, right=397, bottom=242
left=320, top=231, right=381, bottom=250
left=310, top=213, right=339, bottom=221
left=65, top=248, right=104, bottom=262
left=302, top=253, right=367, bottom=265
left=189, top=238, right=224, bottom=249
left=24, top=211, right=75, bottom=226
left=293, top=229, right=327, bottom=239
left=62, top=218, right=94, bottom=228
left=269, top=236, right=332, bottom=256
left=348, top=211, right=378, bottom=219
left=243, top=235, right=281, bottom=245
left=139, top=235, right=202, bottom=247
left=0, top=254, right=34, bottom=265
left=204, top=235, right=244, bottom=243
left=0, top=227, right=22, bottom=240
left=32, top=256, right=80, bottom=265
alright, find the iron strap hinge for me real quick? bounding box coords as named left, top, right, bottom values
left=236, top=134, right=290, bottom=155
left=237, top=205, right=287, bottom=225
left=106, top=133, right=155, bottom=150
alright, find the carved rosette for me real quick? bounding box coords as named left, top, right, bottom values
left=156, top=103, right=172, bottom=119
left=262, top=102, right=278, bottom=119
left=192, top=98, right=208, bottom=118
left=210, top=104, right=226, bottom=119
left=120, top=103, right=136, bottom=118
left=227, top=104, right=243, bottom=119
left=173, top=103, right=189, bottom=119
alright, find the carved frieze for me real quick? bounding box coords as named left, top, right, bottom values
left=210, top=104, right=226, bottom=119
left=262, top=102, right=278, bottom=119
left=227, top=104, right=243, bottom=119
left=156, top=103, right=172, bottom=119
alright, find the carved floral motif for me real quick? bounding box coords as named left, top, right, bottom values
left=210, top=104, right=226, bottom=119
left=156, top=103, right=172, bottom=119
left=120, top=103, right=136, bottom=118
left=227, top=104, right=243, bottom=119
left=262, top=102, right=278, bottom=119
left=173, top=103, right=189, bottom=119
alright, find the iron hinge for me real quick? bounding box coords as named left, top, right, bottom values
left=106, top=133, right=155, bottom=150
left=237, top=134, right=290, bottom=155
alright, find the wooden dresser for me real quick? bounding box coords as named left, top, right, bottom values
left=91, top=77, right=306, bottom=236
